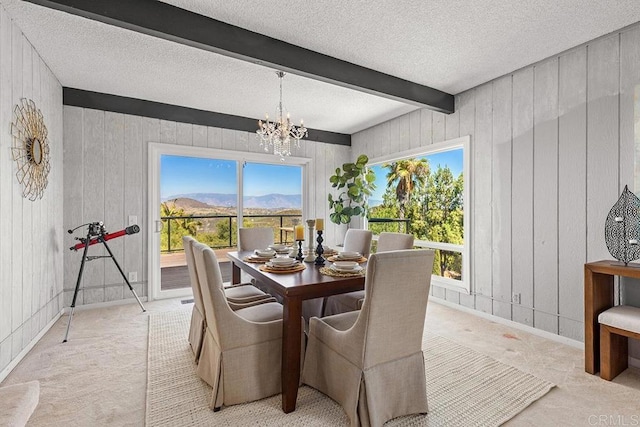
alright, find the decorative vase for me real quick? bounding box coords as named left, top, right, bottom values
left=604, top=185, right=640, bottom=265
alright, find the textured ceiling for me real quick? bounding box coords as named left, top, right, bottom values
left=2, top=0, right=640, bottom=134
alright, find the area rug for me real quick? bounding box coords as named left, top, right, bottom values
left=146, top=310, right=555, bottom=426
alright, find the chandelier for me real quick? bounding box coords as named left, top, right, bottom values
left=256, top=71, right=307, bottom=160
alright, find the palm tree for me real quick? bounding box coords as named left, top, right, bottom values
left=384, top=158, right=430, bottom=226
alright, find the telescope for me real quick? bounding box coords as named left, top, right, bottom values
left=69, top=224, right=140, bottom=251
left=64, top=221, right=145, bottom=342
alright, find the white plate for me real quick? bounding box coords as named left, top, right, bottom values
left=266, top=261, right=299, bottom=269
left=255, top=249, right=276, bottom=258
left=270, top=257, right=296, bottom=267
left=337, top=252, right=361, bottom=260
left=269, top=244, right=288, bottom=251
left=331, top=264, right=363, bottom=273
left=332, top=261, right=359, bottom=269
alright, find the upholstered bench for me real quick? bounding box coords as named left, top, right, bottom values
left=0, top=380, right=40, bottom=426
left=598, top=305, right=640, bottom=381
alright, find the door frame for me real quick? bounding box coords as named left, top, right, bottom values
left=148, top=142, right=311, bottom=301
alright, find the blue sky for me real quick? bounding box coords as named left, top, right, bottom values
left=369, top=148, right=463, bottom=202
left=160, top=155, right=302, bottom=198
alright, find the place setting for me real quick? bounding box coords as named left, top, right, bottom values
left=320, top=260, right=365, bottom=277
left=259, top=256, right=306, bottom=273
left=326, top=251, right=367, bottom=263
left=243, top=248, right=277, bottom=263
left=268, top=244, right=293, bottom=255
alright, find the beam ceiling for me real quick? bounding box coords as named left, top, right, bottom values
left=24, top=0, right=454, bottom=114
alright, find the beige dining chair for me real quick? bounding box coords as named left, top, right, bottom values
left=323, top=231, right=411, bottom=316
left=342, top=228, right=373, bottom=257
left=301, top=228, right=374, bottom=323
left=183, top=236, right=275, bottom=362
left=238, top=227, right=274, bottom=251
left=193, top=242, right=305, bottom=410
left=302, top=249, right=435, bottom=427
left=238, top=226, right=284, bottom=298
left=183, top=236, right=207, bottom=361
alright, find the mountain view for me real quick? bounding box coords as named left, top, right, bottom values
left=163, top=193, right=301, bottom=209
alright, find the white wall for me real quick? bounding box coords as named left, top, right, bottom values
left=62, top=107, right=350, bottom=305
left=0, top=7, right=64, bottom=375
left=352, top=23, right=640, bottom=343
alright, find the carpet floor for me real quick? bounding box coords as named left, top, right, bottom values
left=146, top=310, right=555, bottom=426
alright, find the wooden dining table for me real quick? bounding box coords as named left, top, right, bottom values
left=227, top=250, right=366, bottom=413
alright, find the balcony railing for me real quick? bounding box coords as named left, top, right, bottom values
left=161, top=214, right=302, bottom=253
left=367, top=217, right=411, bottom=233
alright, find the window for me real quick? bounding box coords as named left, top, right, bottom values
left=367, top=136, right=470, bottom=294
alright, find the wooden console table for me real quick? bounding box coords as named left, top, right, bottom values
left=584, top=260, right=640, bottom=374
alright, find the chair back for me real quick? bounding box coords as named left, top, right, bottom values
left=183, top=236, right=206, bottom=319
left=238, top=227, right=274, bottom=251
left=357, top=249, right=434, bottom=368
left=343, top=229, right=373, bottom=257
left=376, top=232, right=414, bottom=252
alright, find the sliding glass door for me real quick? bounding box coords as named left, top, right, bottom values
left=148, top=143, right=309, bottom=300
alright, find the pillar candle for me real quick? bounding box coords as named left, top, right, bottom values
left=316, top=218, right=324, bottom=231
left=295, top=224, right=304, bottom=240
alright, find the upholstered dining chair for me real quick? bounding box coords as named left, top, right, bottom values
left=238, top=227, right=274, bottom=251
left=192, top=242, right=304, bottom=410
left=342, top=228, right=373, bottom=257
left=184, top=236, right=274, bottom=308
left=183, top=236, right=207, bottom=361
left=323, top=231, right=412, bottom=316
left=302, top=249, right=435, bottom=427
left=183, top=236, right=275, bottom=362
left=313, top=228, right=373, bottom=319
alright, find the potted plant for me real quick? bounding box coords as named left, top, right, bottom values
left=328, top=154, right=376, bottom=225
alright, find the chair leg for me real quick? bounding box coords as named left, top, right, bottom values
left=600, top=325, right=628, bottom=381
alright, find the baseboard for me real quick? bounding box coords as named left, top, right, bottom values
left=0, top=310, right=63, bottom=384
left=430, top=297, right=584, bottom=350
left=629, top=356, right=640, bottom=369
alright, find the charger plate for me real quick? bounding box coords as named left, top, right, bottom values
left=259, top=263, right=306, bottom=274
left=320, top=266, right=365, bottom=277
left=326, top=255, right=367, bottom=263
left=243, top=256, right=273, bottom=264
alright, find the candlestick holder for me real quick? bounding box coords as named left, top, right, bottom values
left=295, top=240, right=304, bottom=261
left=304, top=219, right=316, bottom=262
left=314, top=230, right=325, bottom=265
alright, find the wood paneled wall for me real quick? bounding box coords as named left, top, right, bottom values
left=0, top=7, right=64, bottom=375
left=62, top=107, right=350, bottom=306
left=352, top=24, right=640, bottom=342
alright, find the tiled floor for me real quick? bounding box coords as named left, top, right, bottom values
left=2, top=298, right=639, bottom=426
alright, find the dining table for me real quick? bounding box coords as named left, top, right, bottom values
left=226, top=250, right=366, bottom=413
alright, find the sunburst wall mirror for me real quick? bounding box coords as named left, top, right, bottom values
left=11, top=98, right=50, bottom=201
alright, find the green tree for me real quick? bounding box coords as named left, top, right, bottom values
left=384, top=158, right=430, bottom=229
left=423, top=166, right=464, bottom=277
left=160, top=200, right=202, bottom=252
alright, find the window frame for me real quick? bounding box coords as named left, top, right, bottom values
left=366, top=135, right=471, bottom=294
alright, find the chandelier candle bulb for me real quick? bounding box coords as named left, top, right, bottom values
left=295, top=225, right=304, bottom=241
left=316, top=218, right=324, bottom=231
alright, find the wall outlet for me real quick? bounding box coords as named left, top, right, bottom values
left=128, top=215, right=138, bottom=226
left=128, top=271, right=138, bottom=283
left=512, top=293, right=521, bottom=304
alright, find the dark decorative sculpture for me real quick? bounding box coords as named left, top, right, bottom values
left=605, top=185, right=640, bottom=265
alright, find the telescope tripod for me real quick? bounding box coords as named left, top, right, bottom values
left=64, top=228, right=146, bottom=342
